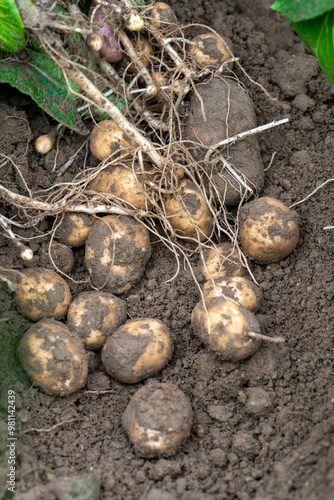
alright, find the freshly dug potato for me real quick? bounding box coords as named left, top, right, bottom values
left=56, top=213, right=93, bottom=247
left=89, top=164, right=153, bottom=210
left=201, top=241, right=245, bottom=280
left=202, top=276, right=262, bottom=312
left=149, top=2, right=177, bottom=29
left=122, top=382, right=193, bottom=457
left=17, top=319, right=88, bottom=396
left=50, top=242, right=74, bottom=274
left=183, top=78, right=264, bottom=206
left=90, top=120, right=137, bottom=160
left=162, top=179, right=214, bottom=241
left=126, top=38, right=154, bottom=73
left=85, top=215, right=151, bottom=294
left=102, top=318, right=173, bottom=383
left=66, top=291, right=128, bottom=350
left=188, top=33, right=233, bottom=72
left=14, top=268, right=72, bottom=322
left=191, top=296, right=261, bottom=360
left=239, top=197, right=299, bottom=264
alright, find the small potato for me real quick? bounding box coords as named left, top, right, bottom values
left=85, top=215, right=151, bottom=294
left=56, top=213, right=93, bottom=247
left=50, top=242, right=74, bottom=274
left=239, top=197, right=299, bottom=264
left=202, top=276, right=262, bottom=312
left=14, top=268, right=72, bottom=322
left=17, top=319, right=88, bottom=396
left=122, top=382, right=193, bottom=457
left=149, top=2, right=177, bottom=29
left=89, top=164, right=153, bottom=210
left=191, top=296, right=261, bottom=361
left=163, top=179, right=214, bottom=242
left=66, top=291, right=128, bottom=350
left=188, top=33, right=233, bottom=72
left=201, top=241, right=245, bottom=280
left=90, top=120, right=137, bottom=161
left=102, top=318, right=173, bottom=383
left=126, top=38, right=153, bottom=73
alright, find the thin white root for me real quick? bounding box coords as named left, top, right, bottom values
left=248, top=331, right=285, bottom=344
left=0, top=214, right=33, bottom=261
left=221, top=157, right=253, bottom=194
left=23, top=418, right=83, bottom=434
left=323, top=226, right=334, bottom=230
left=289, top=178, right=334, bottom=209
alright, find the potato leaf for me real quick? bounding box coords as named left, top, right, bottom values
left=271, top=0, right=334, bottom=23
left=0, top=0, right=26, bottom=52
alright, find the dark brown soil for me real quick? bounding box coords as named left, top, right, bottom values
left=1, top=1, right=334, bottom=499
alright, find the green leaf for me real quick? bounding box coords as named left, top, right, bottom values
left=271, top=0, right=334, bottom=23
left=0, top=0, right=26, bottom=52
left=293, top=10, right=334, bottom=85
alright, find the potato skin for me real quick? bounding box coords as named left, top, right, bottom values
left=122, top=382, right=193, bottom=457
left=17, top=319, right=88, bottom=396
left=163, top=179, right=214, bottom=242
left=184, top=78, right=264, bottom=206
left=202, top=276, right=262, bottom=312
left=50, top=243, right=74, bottom=274
left=85, top=215, right=151, bottom=294
left=66, top=291, right=128, bottom=351
left=56, top=213, right=93, bottom=247
left=14, top=268, right=72, bottom=322
left=102, top=318, right=173, bottom=383
left=150, top=2, right=177, bottom=29
left=188, top=34, right=233, bottom=72
left=201, top=241, right=246, bottom=280
left=239, top=197, right=299, bottom=264
left=90, top=120, right=136, bottom=160
left=191, top=296, right=261, bottom=361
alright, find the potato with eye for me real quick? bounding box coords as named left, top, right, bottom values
left=188, top=33, right=233, bottom=73
left=89, top=164, right=153, bottom=211
left=202, top=276, right=263, bottom=313
left=201, top=241, right=246, bottom=280
left=239, top=197, right=299, bottom=264
left=56, top=213, right=93, bottom=247
left=162, top=179, right=214, bottom=242
left=122, top=382, right=193, bottom=457
left=14, top=267, right=72, bottom=322
left=191, top=296, right=261, bottom=361
left=66, top=291, right=128, bottom=351
left=85, top=215, right=151, bottom=294
left=90, top=120, right=137, bottom=161
left=102, top=318, right=173, bottom=383
left=17, top=319, right=88, bottom=396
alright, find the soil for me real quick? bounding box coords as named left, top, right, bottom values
left=0, top=1, right=334, bottom=499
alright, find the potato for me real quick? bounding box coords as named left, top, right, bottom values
left=126, top=38, right=153, bottom=73
left=56, top=213, right=93, bottom=247
left=14, top=268, right=72, bottom=322
left=85, top=215, right=151, bottom=294
left=201, top=241, right=245, bottom=280
left=89, top=164, right=153, bottom=210
left=17, top=319, right=88, bottom=396
left=188, top=33, right=233, bottom=72
left=162, top=179, right=214, bottom=242
left=239, top=197, right=299, bottom=264
left=184, top=78, right=264, bottom=206
left=122, top=382, right=193, bottom=457
left=202, top=276, right=262, bottom=312
left=149, top=2, right=177, bottom=29
left=191, top=296, right=261, bottom=360
left=50, top=242, right=74, bottom=274
left=90, top=120, right=137, bottom=161
left=66, top=291, right=128, bottom=350
left=102, top=318, right=173, bottom=383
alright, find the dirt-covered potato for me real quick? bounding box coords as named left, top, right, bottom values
left=162, top=179, right=214, bottom=241
left=201, top=241, right=245, bottom=280
left=14, top=268, right=72, bottom=322
left=122, top=382, right=193, bottom=457
left=239, top=197, right=299, bottom=264
left=85, top=215, right=151, bottom=294
left=56, top=213, right=93, bottom=247
left=149, top=2, right=177, bottom=29
left=126, top=38, right=154, bottom=73
left=89, top=164, right=153, bottom=210
left=50, top=242, right=74, bottom=274
left=202, top=276, right=262, bottom=312
left=184, top=78, right=264, bottom=206
left=66, top=291, right=128, bottom=350
left=102, top=318, right=173, bottom=383
left=17, top=319, right=88, bottom=396
left=191, top=296, right=261, bottom=360
left=90, top=120, right=137, bottom=160
left=188, top=33, right=233, bottom=72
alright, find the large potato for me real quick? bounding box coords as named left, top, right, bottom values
left=14, top=268, right=72, bottom=322
left=239, top=197, right=299, bottom=264
left=183, top=78, right=264, bottom=206
left=202, top=276, right=262, bottom=312
left=201, top=241, right=245, bottom=280
left=191, top=296, right=261, bottom=361
left=17, top=319, right=88, bottom=396
left=85, top=215, right=151, bottom=294
left=188, top=33, right=233, bottom=73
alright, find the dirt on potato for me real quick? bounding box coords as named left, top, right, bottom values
left=0, top=0, right=334, bottom=499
